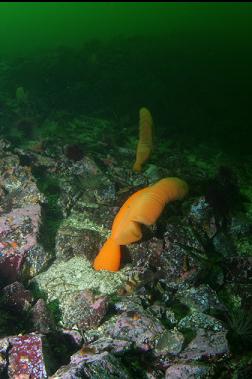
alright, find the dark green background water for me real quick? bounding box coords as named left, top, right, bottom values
left=1, top=2, right=252, bottom=155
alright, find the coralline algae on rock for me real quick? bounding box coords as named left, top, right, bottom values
left=32, top=256, right=128, bottom=328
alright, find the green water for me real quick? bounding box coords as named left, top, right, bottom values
left=0, top=2, right=252, bottom=154
left=0, top=2, right=251, bottom=56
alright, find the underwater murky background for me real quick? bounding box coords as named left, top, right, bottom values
left=0, top=3, right=252, bottom=378
left=0, top=2, right=252, bottom=154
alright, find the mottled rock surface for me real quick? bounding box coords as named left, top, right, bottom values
left=51, top=351, right=132, bottom=379
left=8, top=334, right=48, bottom=379
left=180, top=328, right=229, bottom=361
left=165, top=363, right=214, bottom=379
left=0, top=147, right=46, bottom=285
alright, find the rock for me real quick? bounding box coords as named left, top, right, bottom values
left=31, top=256, right=128, bottom=328
left=31, top=299, right=55, bottom=334
left=224, top=256, right=252, bottom=308
left=55, top=210, right=110, bottom=262
left=0, top=204, right=41, bottom=284
left=165, top=309, right=179, bottom=328
left=0, top=337, right=9, bottom=374
left=128, top=237, right=164, bottom=271
left=2, top=281, right=33, bottom=312
left=225, top=256, right=252, bottom=285
left=93, top=181, right=116, bottom=205
left=155, top=328, right=184, bottom=355
left=146, top=368, right=165, bottom=379
left=62, top=329, right=83, bottom=349
left=60, top=289, right=108, bottom=330
left=108, top=311, right=165, bottom=351
left=160, top=222, right=204, bottom=290
left=113, top=295, right=145, bottom=314
left=57, top=176, right=84, bottom=218
left=178, top=311, right=225, bottom=332
left=212, top=232, right=236, bottom=257
left=21, top=244, right=53, bottom=280
left=149, top=302, right=167, bottom=320
left=188, top=197, right=217, bottom=238
left=0, top=253, right=24, bottom=286
left=143, top=164, right=169, bottom=183
left=165, top=363, right=214, bottom=379
left=88, top=337, right=133, bottom=355
left=0, top=150, right=44, bottom=286
left=57, top=156, right=113, bottom=216
left=229, top=215, right=252, bottom=237
left=0, top=154, right=44, bottom=208
left=175, top=284, right=226, bottom=314
left=51, top=351, right=132, bottom=379
left=8, top=334, right=49, bottom=378
left=32, top=255, right=127, bottom=296
left=1, top=134, right=248, bottom=378
left=180, top=328, right=229, bottom=361
left=0, top=205, right=41, bottom=247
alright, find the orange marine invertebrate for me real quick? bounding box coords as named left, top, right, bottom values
left=133, top=107, right=153, bottom=172
left=93, top=177, right=188, bottom=272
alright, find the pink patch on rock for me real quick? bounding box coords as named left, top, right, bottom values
left=8, top=334, right=47, bottom=379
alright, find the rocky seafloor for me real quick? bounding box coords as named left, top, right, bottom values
left=0, top=108, right=252, bottom=379
left=0, top=45, right=252, bottom=377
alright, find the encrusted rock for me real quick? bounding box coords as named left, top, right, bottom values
left=21, top=244, right=53, bottom=280
left=128, top=237, right=164, bottom=271
left=88, top=337, right=133, bottom=355
left=165, top=363, right=214, bottom=379
left=51, top=351, right=132, bottom=379
left=180, top=328, right=229, bottom=361
left=32, top=255, right=127, bottom=296
left=2, top=281, right=33, bottom=312
left=178, top=311, right=225, bottom=332
left=155, top=328, right=184, bottom=355
left=55, top=209, right=111, bottom=261
left=188, top=197, right=217, bottom=238
left=108, top=311, right=165, bottom=351
left=225, top=256, right=252, bottom=284
left=93, top=181, right=116, bottom=205
left=0, top=151, right=44, bottom=285
left=148, top=302, right=167, bottom=320
left=31, top=299, right=55, bottom=334
left=175, top=284, right=226, bottom=314
left=113, top=295, right=145, bottom=314
left=161, top=223, right=201, bottom=289
left=31, top=256, right=128, bottom=328
left=60, top=289, right=108, bottom=330
left=57, top=155, right=114, bottom=216
left=0, top=337, right=9, bottom=374
left=0, top=205, right=41, bottom=280
left=165, top=309, right=179, bottom=328
left=8, top=334, right=48, bottom=378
